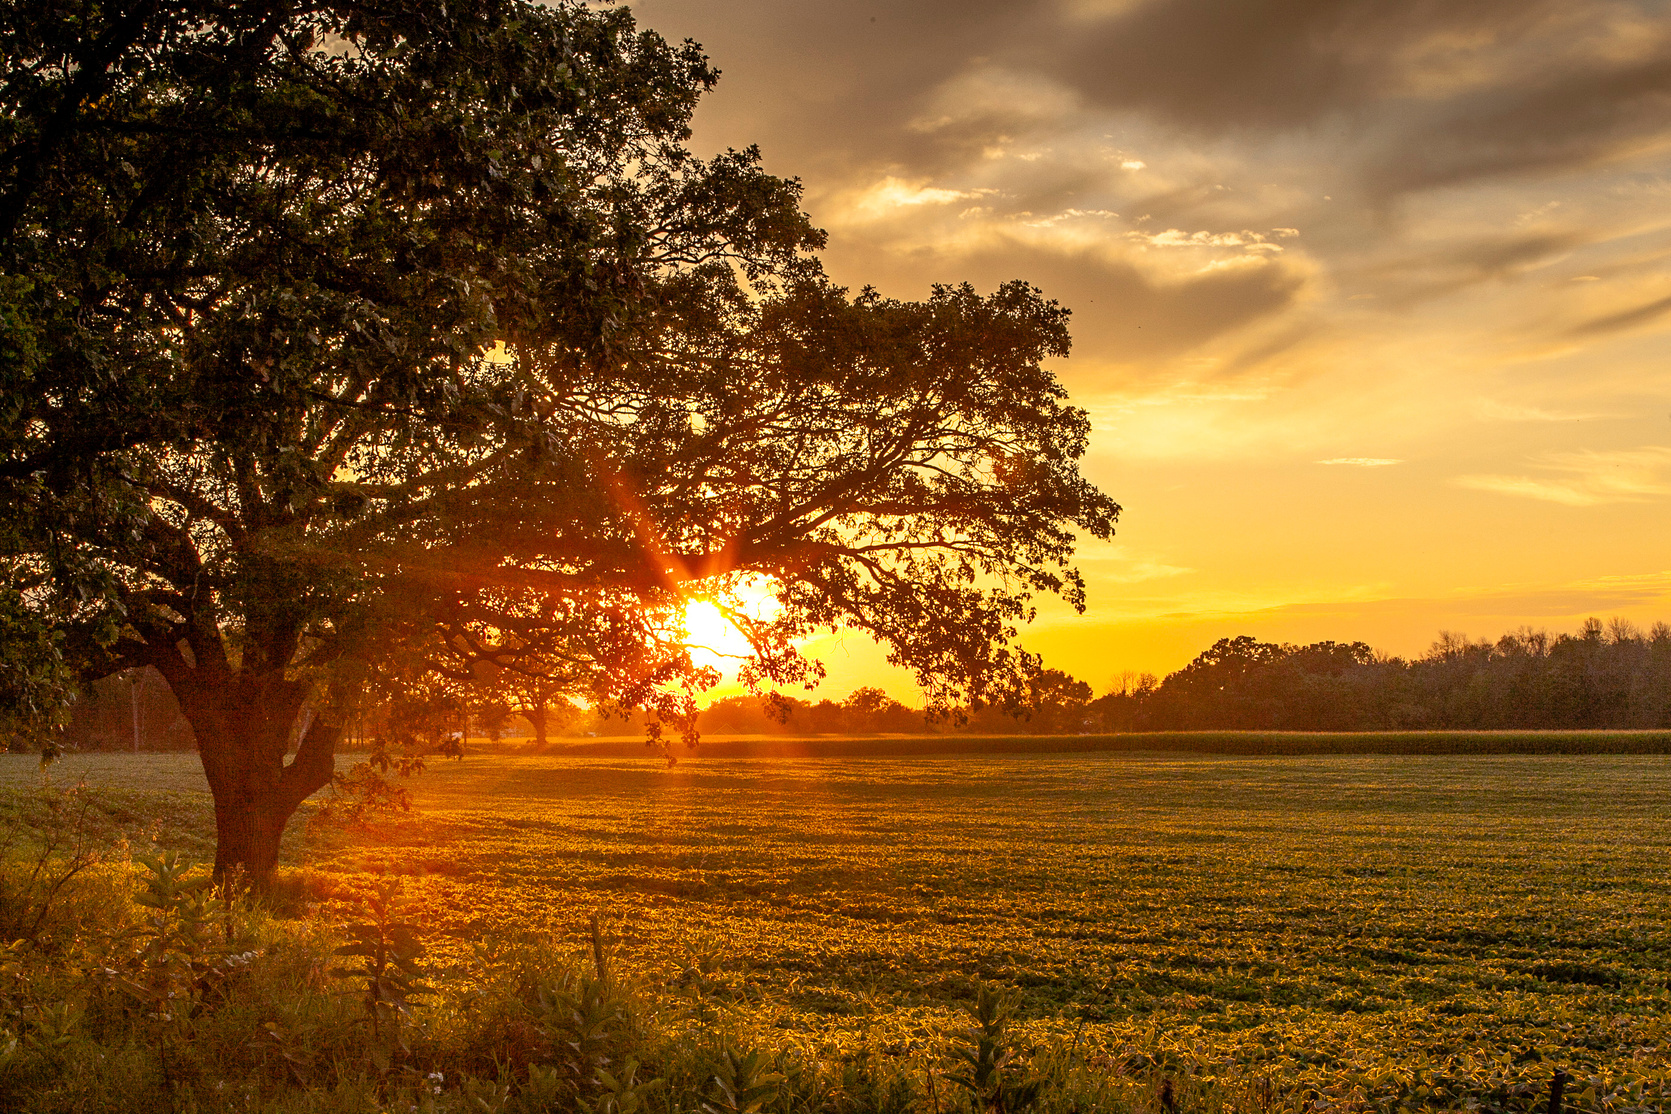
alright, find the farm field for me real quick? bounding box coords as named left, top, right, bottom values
left=6, top=749, right=1670, bottom=1111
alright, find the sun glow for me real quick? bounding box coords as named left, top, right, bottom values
left=677, top=581, right=789, bottom=699
left=681, top=599, right=756, bottom=667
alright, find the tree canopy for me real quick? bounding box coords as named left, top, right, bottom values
left=0, top=0, right=1118, bottom=878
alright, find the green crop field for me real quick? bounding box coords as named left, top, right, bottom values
left=4, top=749, right=1670, bottom=1112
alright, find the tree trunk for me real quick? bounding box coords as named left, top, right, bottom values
left=528, top=702, right=549, bottom=747
left=211, top=782, right=293, bottom=881
left=169, top=673, right=339, bottom=885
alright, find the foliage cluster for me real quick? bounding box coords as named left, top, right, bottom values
left=685, top=675, right=1094, bottom=739
left=643, top=617, right=1671, bottom=739
left=695, top=689, right=926, bottom=739
left=40, top=614, right=1671, bottom=753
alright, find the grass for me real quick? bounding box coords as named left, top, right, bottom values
left=2, top=748, right=1668, bottom=1112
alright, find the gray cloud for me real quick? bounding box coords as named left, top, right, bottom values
left=629, top=0, right=1052, bottom=177
left=1369, top=53, right=1671, bottom=196
left=1059, top=0, right=1394, bottom=129
left=1350, top=230, right=1593, bottom=304
left=642, top=0, right=1671, bottom=211
left=1051, top=0, right=1671, bottom=196
left=629, top=0, right=1671, bottom=384
left=1056, top=0, right=1584, bottom=125
left=813, top=231, right=1308, bottom=372
left=927, top=246, right=1310, bottom=365
left=1570, top=291, right=1671, bottom=336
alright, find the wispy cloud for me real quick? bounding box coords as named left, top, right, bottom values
left=1456, top=447, right=1671, bottom=505
left=1127, top=227, right=1298, bottom=253
left=1317, top=457, right=1402, bottom=466
left=1569, top=292, right=1671, bottom=336
left=1473, top=400, right=1608, bottom=423
left=1074, top=544, right=1194, bottom=583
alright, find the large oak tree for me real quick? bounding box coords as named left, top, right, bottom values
left=0, top=0, right=1119, bottom=881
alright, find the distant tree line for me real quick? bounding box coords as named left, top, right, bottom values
left=1096, top=618, right=1671, bottom=732
left=691, top=617, right=1671, bottom=736
left=40, top=617, right=1671, bottom=749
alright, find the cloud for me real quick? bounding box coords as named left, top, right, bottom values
left=630, top=0, right=1056, bottom=179
left=1369, top=48, right=1671, bottom=196
left=648, top=0, right=1671, bottom=210
left=840, top=177, right=998, bottom=222
left=1253, top=570, right=1671, bottom=622
left=1073, top=544, right=1195, bottom=583
left=643, top=0, right=1668, bottom=376
left=1127, top=227, right=1294, bottom=252
left=1047, top=0, right=1671, bottom=199
left=816, top=223, right=1312, bottom=364
left=1088, top=569, right=1671, bottom=632
left=976, top=243, right=1311, bottom=361
left=1317, top=457, right=1402, bottom=466
left=1473, top=400, right=1609, bottom=422
left=1455, top=447, right=1671, bottom=505
left=1057, top=0, right=1571, bottom=129
left=1351, top=230, right=1592, bottom=304
left=1568, top=291, right=1671, bottom=336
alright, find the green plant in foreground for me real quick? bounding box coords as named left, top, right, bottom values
left=457, top=1072, right=512, bottom=1113
left=948, top=987, right=1045, bottom=1114
left=702, top=1046, right=787, bottom=1114
left=517, top=911, right=649, bottom=1102
left=19, top=999, right=79, bottom=1068
left=580, top=1056, right=663, bottom=1114
left=330, top=878, right=429, bottom=1072
left=109, top=852, right=232, bottom=1021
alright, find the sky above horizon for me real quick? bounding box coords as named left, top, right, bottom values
left=628, top=0, right=1671, bottom=700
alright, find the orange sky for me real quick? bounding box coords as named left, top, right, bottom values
left=631, top=0, right=1671, bottom=702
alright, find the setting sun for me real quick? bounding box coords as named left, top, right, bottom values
left=680, top=599, right=755, bottom=665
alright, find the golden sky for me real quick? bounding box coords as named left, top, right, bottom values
left=632, top=0, right=1671, bottom=699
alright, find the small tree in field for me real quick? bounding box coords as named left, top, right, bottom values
left=493, top=671, right=580, bottom=748
left=0, top=0, right=1119, bottom=882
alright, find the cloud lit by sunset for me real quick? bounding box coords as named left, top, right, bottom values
left=634, top=0, right=1671, bottom=696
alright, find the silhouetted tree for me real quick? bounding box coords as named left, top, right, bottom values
left=1, top=1, right=1117, bottom=881
left=965, top=667, right=1092, bottom=733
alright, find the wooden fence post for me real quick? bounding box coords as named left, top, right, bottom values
left=1549, top=1069, right=1569, bottom=1114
